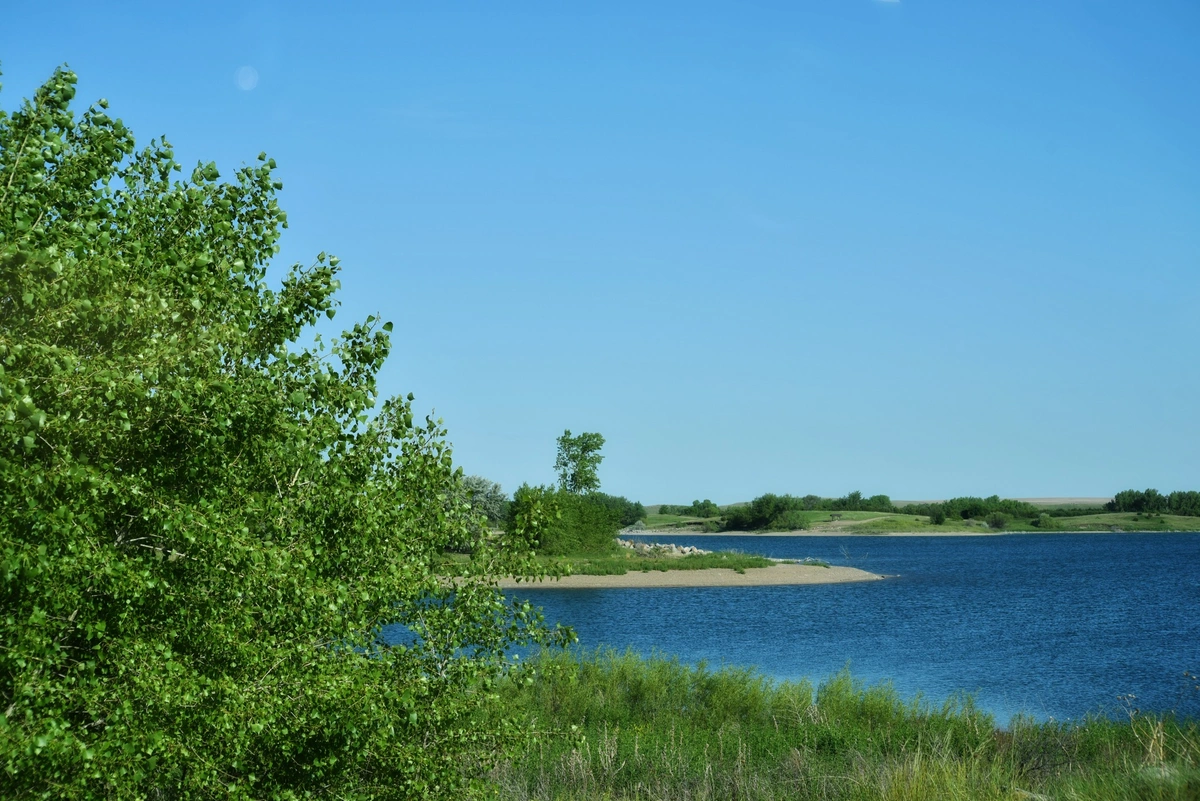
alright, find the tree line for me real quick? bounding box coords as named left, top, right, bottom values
left=657, top=499, right=722, bottom=518
left=1106, top=488, right=1200, bottom=517
left=708, top=488, right=1200, bottom=532
left=723, top=491, right=899, bottom=531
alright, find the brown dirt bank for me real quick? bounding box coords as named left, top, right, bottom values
left=498, top=564, right=881, bottom=589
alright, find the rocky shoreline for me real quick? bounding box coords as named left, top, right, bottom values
left=615, top=537, right=711, bottom=557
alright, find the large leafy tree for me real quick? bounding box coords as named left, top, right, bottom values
left=0, top=68, right=562, bottom=799
left=553, top=430, right=604, bottom=495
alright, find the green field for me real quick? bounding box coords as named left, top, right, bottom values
left=1038, top=512, right=1200, bottom=532
left=643, top=512, right=720, bottom=531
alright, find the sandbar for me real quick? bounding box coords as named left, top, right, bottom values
left=498, top=563, right=881, bottom=589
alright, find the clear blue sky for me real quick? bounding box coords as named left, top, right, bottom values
left=4, top=1, right=1198, bottom=503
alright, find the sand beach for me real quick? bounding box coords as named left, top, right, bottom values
left=498, top=563, right=881, bottom=589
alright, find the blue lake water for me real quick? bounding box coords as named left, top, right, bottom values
left=509, top=533, right=1200, bottom=724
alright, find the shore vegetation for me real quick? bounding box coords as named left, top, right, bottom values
left=494, top=649, right=1200, bottom=801
left=442, top=549, right=782, bottom=577
left=647, top=497, right=1200, bottom=534
left=0, top=68, right=564, bottom=799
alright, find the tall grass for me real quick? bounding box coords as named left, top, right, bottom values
left=493, top=649, right=1200, bottom=800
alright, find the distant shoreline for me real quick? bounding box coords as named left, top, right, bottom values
left=498, top=563, right=882, bottom=589
left=633, top=528, right=1199, bottom=537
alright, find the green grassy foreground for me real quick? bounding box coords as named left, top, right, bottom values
left=494, top=650, right=1200, bottom=800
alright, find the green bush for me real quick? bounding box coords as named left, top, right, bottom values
left=508, top=485, right=622, bottom=555
left=1032, top=512, right=1062, bottom=530
left=770, top=509, right=811, bottom=531
left=588, top=492, right=647, bottom=527
left=986, top=511, right=1011, bottom=530
left=0, top=69, right=562, bottom=799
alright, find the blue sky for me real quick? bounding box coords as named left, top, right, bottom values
left=4, top=1, right=1197, bottom=503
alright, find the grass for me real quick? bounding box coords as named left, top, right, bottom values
left=1041, top=513, right=1200, bottom=532
left=842, top=514, right=949, bottom=533
left=643, top=513, right=720, bottom=532
left=556, top=550, right=781, bottom=576
left=435, top=548, right=785, bottom=577
left=493, top=649, right=1200, bottom=800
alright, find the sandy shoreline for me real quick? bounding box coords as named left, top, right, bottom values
left=498, top=563, right=881, bottom=589
left=649, top=529, right=1006, bottom=537
left=636, top=529, right=1166, bottom=537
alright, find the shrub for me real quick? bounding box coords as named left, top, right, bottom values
left=771, top=509, right=811, bottom=531
left=986, top=512, right=1011, bottom=530
left=508, top=485, right=622, bottom=555
left=0, top=69, right=562, bottom=798
left=589, top=492, right=647, bottom=527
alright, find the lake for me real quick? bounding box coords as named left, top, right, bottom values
left=510, top=532, right=1200, bottom=724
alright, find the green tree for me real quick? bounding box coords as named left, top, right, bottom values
left=589, top=493, right=646, bottom=527
left=688, top=499, right=721, bottom=518
left=0, top=68, right=565, bottom=799
left=1168, top=490, right=1200, bottom=517
left=462, top=474, right=509, bottom=526
left=1141, top=488, right=1166, bottom=515
left=554, top=429, right=605, bottom=494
